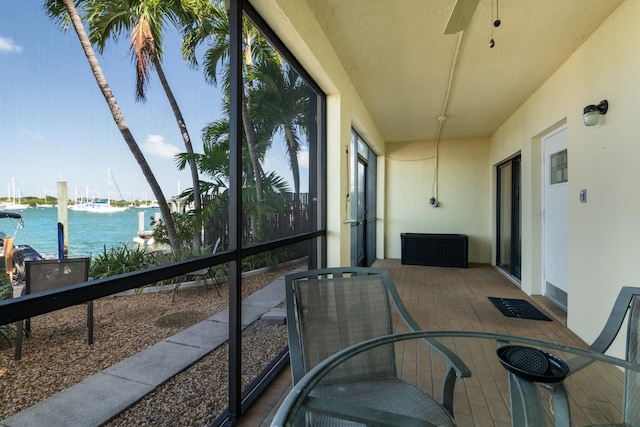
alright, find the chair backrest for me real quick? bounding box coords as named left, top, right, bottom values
left=624, top=294, right=640, bottom=424
left=286, top=267, right=402, bottom=385
left=25, top=258, right=90, bottom=294
left=587, top=287, right=640, bottom=425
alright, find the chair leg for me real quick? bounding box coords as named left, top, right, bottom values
left=209, top=271, right=221, bottom=297
left=172, top=282, right=180, bottom=303
left=14, top=320, right=23, bottom=360
left=87, top=301, right=94, bottom=345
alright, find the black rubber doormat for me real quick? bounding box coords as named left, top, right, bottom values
left=488, top=297, right=552, bottom=321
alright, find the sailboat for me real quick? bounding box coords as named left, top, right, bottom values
left=0, top=178, right=29, bottom=210
left=69, top=169, right=127, bottom=213
left=36, top=192, right=54, bottom=208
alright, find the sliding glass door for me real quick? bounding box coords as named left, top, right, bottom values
left=496, top=155, right=521, bottom=280
left=350, top=129, right=376, bottom=266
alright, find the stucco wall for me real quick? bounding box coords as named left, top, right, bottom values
left=252, top=0, right=387, bottom=266
left=385, top=138, right=491, bottom=263
left=255, top=0, right=637, bottom=354
left=490, top=0, right=638, bottom=351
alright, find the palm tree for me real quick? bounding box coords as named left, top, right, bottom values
left=177, top=111, right=291, bottom=244
left=46, top=0, right=180, bottom=251
left=181, top=1, right=278, bottom=212
left=250, top=60, right=309, bottom=199
left=82, top=0, right=205, bottom=246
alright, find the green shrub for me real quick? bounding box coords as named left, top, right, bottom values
left=89, top=244, right=153, bottom=280
left=242, top=247, right=297, bottom=272
left=150, top=212, right=197, bottom=248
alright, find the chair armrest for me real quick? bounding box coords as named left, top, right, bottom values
left=417, top=336, right=471, bottom=416
left=392, top=296, right=472, bottom=379
left=400, top=310, right=472, bottom=379
left=396, top=303, right=472, bottom=415
left=419, top=336, right=472, bottom=378
left=565, top=354, right=596, bottom=374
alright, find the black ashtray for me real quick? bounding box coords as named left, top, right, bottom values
left=497, top=345, right=569, bottom=383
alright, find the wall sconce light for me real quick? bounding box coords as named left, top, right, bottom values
left=583, top=100, right=608, bottom=126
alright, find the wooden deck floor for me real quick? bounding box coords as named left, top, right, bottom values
left=238, top=260, right=622, bottom=426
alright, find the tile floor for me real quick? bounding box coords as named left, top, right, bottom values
left=237, top=260, right=626, bottom=426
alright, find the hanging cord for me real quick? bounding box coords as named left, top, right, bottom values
left=432, top=31, right=464, bottom=203
left=490, top=0, right=501, bottom=48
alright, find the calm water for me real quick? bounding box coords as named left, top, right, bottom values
left=2, top=207, right=159, bottom=258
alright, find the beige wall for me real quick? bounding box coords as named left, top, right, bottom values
left=255, top=0, right=637, bottom=353
left=490, top=0, right=640, bottom=351
left=385, top=139, right=491, bottom=263
left=256, top=0, right=491, bottom=266
left=253, top=0, right=387, bottom=267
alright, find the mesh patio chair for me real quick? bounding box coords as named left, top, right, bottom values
left=543, top=286, right=640, bottom=426
left=181, top=238, right=222, bottom=299
left=15, top=257, right=91, bottom=360
left=285, top=267, right=471, bottom=426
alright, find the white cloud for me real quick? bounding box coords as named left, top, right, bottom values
left=142, top=134, right=180, bottom=159
left=0, top=36, right=23, bottom=53
left=19, top=129, right=45, bottom=142
left=298, top=147, right=309, bottom=169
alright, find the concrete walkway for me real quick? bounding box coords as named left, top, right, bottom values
left=0, top=272, right=293, bottom=427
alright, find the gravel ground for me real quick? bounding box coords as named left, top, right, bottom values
left=0, top=265, right=294, bottom=425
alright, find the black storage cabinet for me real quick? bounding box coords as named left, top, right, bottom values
left=401, top=233, right=468, bottom=268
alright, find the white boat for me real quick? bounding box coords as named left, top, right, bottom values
left=70, top=199, right=127, bottom=213
left=2, top=178, right=29, bottom=210
left=0, top=201, right=29, bottom=210
left=36, top=193, right=55, bottom=208
left=69, top=169, right=128, bottom=213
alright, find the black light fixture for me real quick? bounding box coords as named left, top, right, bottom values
left=583, top=100, right=608, bottom=126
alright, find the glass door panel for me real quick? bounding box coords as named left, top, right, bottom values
left=497, top=156, right=521, bottom=280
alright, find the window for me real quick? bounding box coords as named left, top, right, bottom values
left=550, top=149, right=568, bottom=185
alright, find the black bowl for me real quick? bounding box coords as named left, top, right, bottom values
left=497, top=345, right=569, bottom=383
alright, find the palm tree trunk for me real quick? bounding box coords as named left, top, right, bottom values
left=284, top=127, right=300, bottom=197
left=62, top=0, right=180, bottom=251
left=284, top=127, right=301, bottom=233
left=241, top=89, right=262, bottom=239
left=151, top=55, right=202, bottom=248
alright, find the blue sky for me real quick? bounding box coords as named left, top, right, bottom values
left=0, top=2, right=301, bottom=202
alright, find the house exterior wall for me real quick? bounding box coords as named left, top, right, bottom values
left=254, top=0, right=636, bottom=354
left=253, top=0, right=492, bottom=267
left=252, top=0, right=388, bottom=267
left=384, top=138, right=491, bottom=263
left=490, top=0, right=640, bottom=352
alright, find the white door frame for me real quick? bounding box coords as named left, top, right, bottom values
left=542, top=125, right=568, bottom=310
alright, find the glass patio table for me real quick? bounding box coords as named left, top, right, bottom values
left=271, top=330, right=640, bottom=426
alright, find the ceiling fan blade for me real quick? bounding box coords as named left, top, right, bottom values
left=444, top=0, right=481, bottom=34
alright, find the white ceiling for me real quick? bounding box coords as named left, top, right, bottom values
left=304, top=0, right=624, bottom=142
